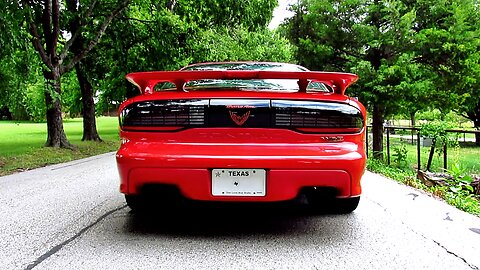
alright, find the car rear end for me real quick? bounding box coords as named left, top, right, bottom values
left=116, top=63, right=366, bottom=213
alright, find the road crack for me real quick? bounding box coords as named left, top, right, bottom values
left=430, top=238, right=479, bottom=270
left=24, top=204, right=127, bottom=270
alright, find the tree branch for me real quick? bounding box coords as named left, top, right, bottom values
left=167, top=0, right=176, bottom=11
left=20, top=0, right=53, bottom=69
left=51, top=0, right=60, bottom=60
left=337, top=47, right=363, bottom=59
left=119, top=16, right=156, bottom=24
left=61, top=0, right=130, bottom=74
left=83, top=0, right=98, bottom=20
left=452, top=108, right=472, bottom=120
left=28, top=22, right=53, bottom=69
left=43, top=0, right=52, bottom=56
left=59, top=0, right=98, bottom=62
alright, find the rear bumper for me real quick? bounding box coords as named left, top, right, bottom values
left=116, top=141, right=365, bottom=202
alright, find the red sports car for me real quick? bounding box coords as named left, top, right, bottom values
left=116, top=62, right=366, bottom=213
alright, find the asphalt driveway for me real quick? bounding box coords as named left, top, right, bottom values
left=0, top=152, right=479, bottom=270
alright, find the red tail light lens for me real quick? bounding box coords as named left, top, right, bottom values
left=273, top=100, right=363, bottom=133
left=120, top=100, right=208, bottom=131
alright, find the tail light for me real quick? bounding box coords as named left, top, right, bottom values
left=272, top=100, right=363, bottom=133
left=120, top=100, right=208, bottom=131
left=120, top=99, right=363, bottom=134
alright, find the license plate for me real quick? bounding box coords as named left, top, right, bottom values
left=212, top=169, right=266, bottom=196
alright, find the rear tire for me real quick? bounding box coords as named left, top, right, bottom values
left=332, top=197, right=360, bottom=214
left=125, top=195, right=146, bottom=212
left=306, top=187, right=360, bottom=214
left=125, top=185, right=184, bottom=213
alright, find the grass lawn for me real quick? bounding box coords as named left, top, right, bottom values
left=0, top=117, right=120, bottom=176
left=375, top=137, right=480, bottom=174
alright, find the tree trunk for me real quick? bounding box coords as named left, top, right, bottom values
left=372, top=103, right=385, bottom=160
left=410, top=111, right=416, bottom=127
left=466, top=102, right=480, bottom=146
left=75, top=64, right=102, bottom=141
left=473, top=112, right=480, bottom=146
left=44, top=75, right=74, bottom=149
left=68, top=3, right=102, bottom=142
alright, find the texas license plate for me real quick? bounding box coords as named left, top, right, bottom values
left=211, top=169, right=266, bottom=196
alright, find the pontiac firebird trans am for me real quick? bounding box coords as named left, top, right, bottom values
left=116, top=62, right=366, bottom=213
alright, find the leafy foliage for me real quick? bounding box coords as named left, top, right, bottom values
left=189, top=26, right=294, bottom=63
left=445, top=163, right=474, bottom=193
left=172, top=0, right=277, bottom=30
left=420, top=121, right=457, bottom=149
left=284, top=0, right=480, bottom=154
left=420, top=120, right=457, bottom=171
left=1, top=0, right=287, bottom=121
left=367, top=158, right=415, bottom=182
left=88, top=0, right=294, bottom=114
left=284, top=0, right=432, bottom=159
left=392, top=145, right=408, bottom=169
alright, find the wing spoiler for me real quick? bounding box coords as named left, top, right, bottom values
left=126, top=70, right=358, bottom=95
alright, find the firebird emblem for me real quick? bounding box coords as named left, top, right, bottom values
left=229, top=110, right=251, bottom=126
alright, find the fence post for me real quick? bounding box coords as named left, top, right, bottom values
left=411, top=129, right=414, bottom=145
left=386, top=127, right=390, bottom=165
left=443, top=143, right=447, bottom=171
left=366, top=126, right=369, bottom=158
left=417, top=131, right=421, bottom=171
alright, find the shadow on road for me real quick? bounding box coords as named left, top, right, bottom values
left=122, top=198, right=354, bottom=237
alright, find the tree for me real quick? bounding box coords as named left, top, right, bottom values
left=0, top=1, right=45, bottom=121
left=189, top=26, right=294, bottom=63
left=407, top=0, right=480, bottom=145
left=89, top=0, right=290, bottom=113
left=285, top=0, right=422, bottom=160
left=21, top=0, right=129, bottom=148
left=65, top=0, right=106, bottom=141
left=172, top=0, right=277, bottom=30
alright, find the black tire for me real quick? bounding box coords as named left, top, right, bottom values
left=332, top=197, right=360, bottom=214
left=125, top=186, right=184, bottom=213
left=125, top=195, right=146, bottom=212
left=306, top=188, right=360, bottom=214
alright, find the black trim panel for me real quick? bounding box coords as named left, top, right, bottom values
left=120, top=99, right=364, bottom=132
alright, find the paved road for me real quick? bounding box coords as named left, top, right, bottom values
left=1, top=152, right=479, bottom=270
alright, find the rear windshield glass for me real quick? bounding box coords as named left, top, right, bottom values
left=154, top=63, right=331, bottom=93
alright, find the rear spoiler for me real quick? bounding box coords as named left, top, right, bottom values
left=126, top=70, right=358, bottom=95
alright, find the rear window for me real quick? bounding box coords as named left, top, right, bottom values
left=154, top=63, right=332, bottom=93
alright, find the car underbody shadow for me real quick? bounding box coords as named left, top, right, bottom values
left=122, top=191, right=354, bottom=237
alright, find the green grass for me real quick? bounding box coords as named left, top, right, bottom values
left=0, top=117, right=120, bottom=176
left=383, top=137, right=479, bottom=174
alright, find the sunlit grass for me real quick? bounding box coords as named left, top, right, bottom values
left=382, top=138, right=479, bottom=174
left=367, top=134, right=479, bottom=174
left=0, top=117, right=120, bottom=176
